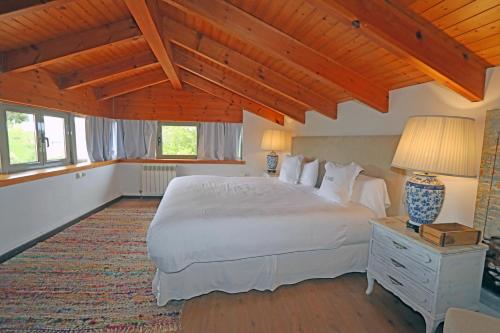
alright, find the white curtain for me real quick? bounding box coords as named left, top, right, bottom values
left=85, top=117, right=116, bottom=162
left=224, top=123, right=243, bottom=160
left=116, top=120, right=157, bottom=159
left=198, top=122, right=242, bottom=160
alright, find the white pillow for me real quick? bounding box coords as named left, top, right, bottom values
left=299, top=159, right=319, bottom=187
left=351, top=174, right=391, bottom=218
left=278, top=155, right=304, bottom=184
left=317, top=162, right=363, bottom=204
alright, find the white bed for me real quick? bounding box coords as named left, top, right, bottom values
left=147, top=175, right=382, bottom=305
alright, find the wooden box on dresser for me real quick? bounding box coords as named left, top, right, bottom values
left=366, top=217, right=488, bottom=333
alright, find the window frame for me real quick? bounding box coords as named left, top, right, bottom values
left=71, top=115, right=90, bottom=164
left=157, top=122, right=199, bottom=159
left=0, top=103, right=72, bottom=173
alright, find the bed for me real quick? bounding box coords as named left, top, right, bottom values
left=147, top=135, right=405, bottom=305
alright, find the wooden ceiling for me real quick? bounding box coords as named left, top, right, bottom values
left=0, top=0, right=498, bottom=124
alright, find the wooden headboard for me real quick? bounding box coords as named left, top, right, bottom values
left=292, top=135, right=406, bottom=216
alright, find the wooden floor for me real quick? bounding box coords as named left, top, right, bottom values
left=121, top=198, right=434, bottom=333
left=181, top=273, right=434, bottom=333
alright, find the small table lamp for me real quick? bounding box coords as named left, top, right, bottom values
left=261, top=130, right=287, bottom=173
left=392, top=116, right=477, bottom=231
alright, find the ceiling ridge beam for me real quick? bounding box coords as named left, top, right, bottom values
left=125, top=0, right=182, bottom=90
left=58, top=51, right=158, bottom=90
left=164, top=19, right=337, bottom=120
left=174, top=47, right=306, bottom=123
left=0, top=18, right=142, bottom=73
left=95, top=67, right=168, bottom=100
left=180, top=69, right=285, bottom=125
left=306, top=0, right=487, bottom=101
left=163, top=0, right=388, bottom=113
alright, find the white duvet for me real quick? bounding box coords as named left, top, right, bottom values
left=147, top=175, right=375, bottom=273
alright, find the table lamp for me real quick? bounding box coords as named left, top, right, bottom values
left=391, top=116, right=477, bottom=231
left=261, top=130, right=286, bottom=173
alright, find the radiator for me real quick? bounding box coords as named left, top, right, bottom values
left=141, top=164, right=176, bottom=196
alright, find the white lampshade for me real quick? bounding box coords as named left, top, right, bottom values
left=392, top=116, right=477, bottom=178
left=261, top=130, right=287, bottom=151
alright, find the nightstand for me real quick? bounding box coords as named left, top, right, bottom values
left=366, top=217, right=488, bottom=333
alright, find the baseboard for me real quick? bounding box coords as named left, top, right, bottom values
left=122, top=195, right=163, bottom=199
left=0, top=195, right=123, bottom=264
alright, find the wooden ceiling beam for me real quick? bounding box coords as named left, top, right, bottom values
left=174, top=47, right=306, bottom=123
left=0, top=18, right=141, bottom=73
left=163, top=0, right=388, bottom=113
left=58, top=51, right=158, bottom=90
left=124, top=0, right=182, bottom=90
left=306, top=0, right=487, bottom=101
left=95, top=67, right=168, bottom=100
left=164, top=19, right=337, bottom=120
left=180, top=70, right=285, bottom=125
left=0, top=0, right=75, bottom=19
left=0, top=0, right=54, bottom=14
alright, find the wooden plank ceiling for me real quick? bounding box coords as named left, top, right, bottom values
left=0, top=0, right=497, bottom=123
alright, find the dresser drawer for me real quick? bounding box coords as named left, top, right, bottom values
left=369, top=257, right=433, bottom=312
left=371, top=240, right=437, bottom=292
left=372, top=225, right=439, bottom=271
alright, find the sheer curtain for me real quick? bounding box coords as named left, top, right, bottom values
left=116, top=120, right=157, bottom=159
left=86, top=117, right=156, bottom=161
left=198, top=122, right=242, bottom=160
left=85, top=117, right=116, bottom=162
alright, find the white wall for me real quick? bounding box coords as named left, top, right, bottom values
left=0, top=164, right=122, bottom=255
left=288, top=66, right=500, bottom=225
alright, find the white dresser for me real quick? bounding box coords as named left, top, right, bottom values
left=366, top=217, right=488, bottom=333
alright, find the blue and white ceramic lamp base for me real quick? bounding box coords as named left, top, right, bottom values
left=405, top=173, right=445, bottom=232
left=266, top=151, right=278, bottom=173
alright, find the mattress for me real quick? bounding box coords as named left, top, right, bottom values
left=147, top=175, right=375, bottom=273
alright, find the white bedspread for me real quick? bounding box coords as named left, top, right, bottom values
left=147, top=176, right=375, bottom=273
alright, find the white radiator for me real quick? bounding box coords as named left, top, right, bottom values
left=141, top=164, right=176, bottom=196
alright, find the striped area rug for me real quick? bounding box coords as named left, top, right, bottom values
left=0, top=200, right=183, bottom=332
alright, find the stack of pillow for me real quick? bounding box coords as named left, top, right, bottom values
left=277, top=154, right=390, bottom=217
left=278, top=155, right=319, bottom=187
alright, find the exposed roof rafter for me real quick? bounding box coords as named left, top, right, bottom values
left=0, top=0, right=76, bottom=19
left=125, top=0, right=182, bottom=90
left=58, top=51, right=158, bottom=90
left=174, top=47, right=306, bottom=123
left=164, top=19, right=337, bottom=120
left=306, top=0, right=488, bottom=101
left=180, top=69, right=285, bottom=125
left=0, top=18, right=141, bottom=73
left=162, top=0, right=388, bottom=113
left=95, top=66, right=168, bottom=100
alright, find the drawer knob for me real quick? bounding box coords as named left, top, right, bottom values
left=392, top=240, right=408, bottom=250
left=391, top=258, right=406, bottom=269
left=388, top=275, right=403, bottom=286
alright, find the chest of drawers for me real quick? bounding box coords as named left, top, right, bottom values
left=366, top=217, right=488, bottom=333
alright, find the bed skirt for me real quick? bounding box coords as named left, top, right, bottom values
left=152, top=242, right=369, bottom=306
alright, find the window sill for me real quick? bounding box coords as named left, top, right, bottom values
left=0, top=159, right=246, bottom=188
left=120, top=159, right=246, bottom=165
left=0, top=160, right=118, bottom=188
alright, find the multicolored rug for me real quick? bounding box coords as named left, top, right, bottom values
left=0, top=200, right=183, bottom=332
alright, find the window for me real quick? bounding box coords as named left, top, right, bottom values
left=0, top=104, right=71, bottom=173
left=5, top=111, right=39, bottom=165
left=74, top=116, right=89, bottom=163
left=157, top=122, right=198, bottom=159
